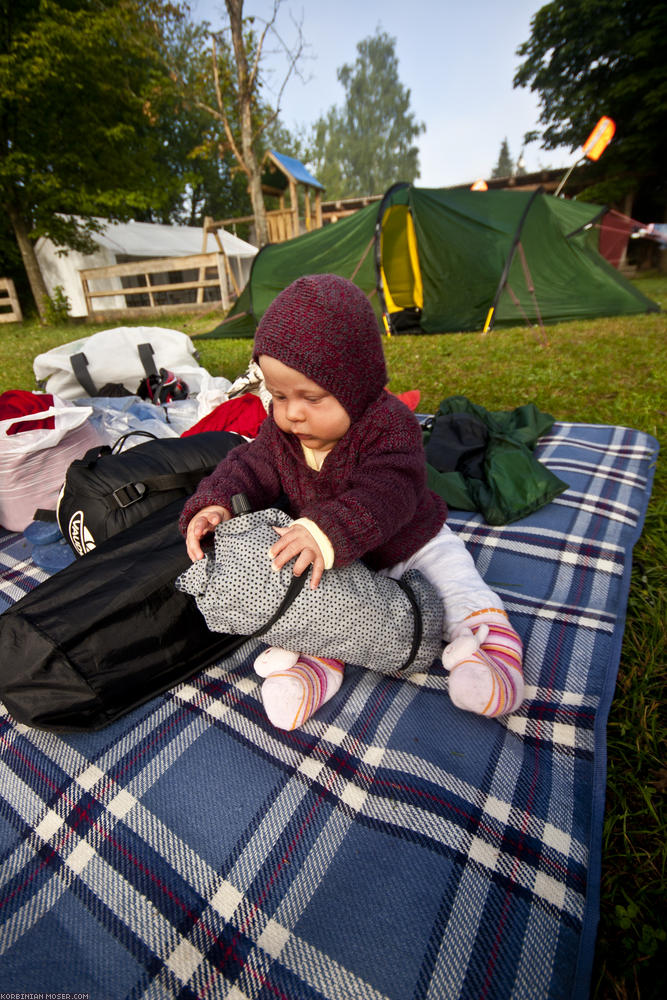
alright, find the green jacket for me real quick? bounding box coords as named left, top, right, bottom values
left=423, top=395, right=568, bottom=525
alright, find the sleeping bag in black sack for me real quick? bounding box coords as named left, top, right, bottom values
left=56, top=430, right=243, bottom=555
left=0, top=498, right=251, bottom=732
left=176, top=507, right=444, bottom=677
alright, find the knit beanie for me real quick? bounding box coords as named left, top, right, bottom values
left=253, top=273, right=387, bottom=421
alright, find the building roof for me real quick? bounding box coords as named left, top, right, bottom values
left=91, top=219, right=257, bottom=259
left=264, top=150, right=325, bottom=191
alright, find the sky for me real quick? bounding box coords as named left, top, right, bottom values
left=191, top=0, right=575, bottom=188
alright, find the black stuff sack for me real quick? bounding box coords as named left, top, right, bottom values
left=55, top=430, right=242, bottom=556
left=0, top=499, right=250, bottom=732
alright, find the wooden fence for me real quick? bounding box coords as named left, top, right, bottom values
left=204, top=202, right=323, bottom=246
left=0, top=278, right=22, bottom=324
left=79, top=251, right=244, bottom=320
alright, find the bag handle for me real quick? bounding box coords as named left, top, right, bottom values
left=111, top=430, right=159, bottom=454
left=70, top=343, right=158, bottom=397
left=77, top=431, right=159, bottom=470
left=70, top=352, right=99, bottom=397
left=137, top=342, right=158, bottom=378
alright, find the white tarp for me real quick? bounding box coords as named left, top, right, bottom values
left=87, top=218, right=257, bottom=259
left=35, top=218, right=257, bottom=317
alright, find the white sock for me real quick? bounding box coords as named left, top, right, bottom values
left=260, top=654, right=344, bottom=730
left=254, top=646, right=300, bottom=677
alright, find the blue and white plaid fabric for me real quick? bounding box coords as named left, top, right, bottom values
left=0, top=422, right=658, bottom=999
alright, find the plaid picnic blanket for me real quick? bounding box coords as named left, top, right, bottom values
left=0, top=421, right=658, bottom=1000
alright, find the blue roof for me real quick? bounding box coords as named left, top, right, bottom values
left=268, top=150, right=324, bottom=190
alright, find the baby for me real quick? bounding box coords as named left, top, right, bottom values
left=180, top=274, right=523, bottom=729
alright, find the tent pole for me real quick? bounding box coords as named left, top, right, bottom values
left=516, top=243, right=549, bottom=346
left=372, top=182, right=412, bottom=336
left=483, top=187, right=542, bottom=334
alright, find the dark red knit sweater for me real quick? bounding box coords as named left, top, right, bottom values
left=179, top=391, right=448, bottom=570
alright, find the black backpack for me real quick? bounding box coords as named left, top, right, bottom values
left=52, top=430, right=242, bottom=556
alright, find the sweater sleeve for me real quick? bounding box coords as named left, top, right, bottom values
left=178, top=418, right=283, bottom=535
left=298, top=400, right=428, bottom=567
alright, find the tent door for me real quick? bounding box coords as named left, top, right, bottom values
left=380, top=205, right=423, bottom=328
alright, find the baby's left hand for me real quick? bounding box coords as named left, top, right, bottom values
left=270, top=524, right=324, bottom=589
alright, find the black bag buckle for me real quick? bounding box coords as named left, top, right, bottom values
left=112, top=482, right=147, bottom=508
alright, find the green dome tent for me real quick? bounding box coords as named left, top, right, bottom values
left=207, top=184, right=658, bottom=338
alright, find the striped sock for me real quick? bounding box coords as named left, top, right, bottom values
left=447, top=609, right=524, bottom=717
left=260, top=655, right=345, bottom=730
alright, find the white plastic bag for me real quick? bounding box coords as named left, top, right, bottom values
left=0, top=399, right=92, bottom=454
left=0, top=399, right=102, bottom=532
left=193, top=372, right=234, bottom=422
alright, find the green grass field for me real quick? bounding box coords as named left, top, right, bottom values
left=2, top=274, right=665, bottom=998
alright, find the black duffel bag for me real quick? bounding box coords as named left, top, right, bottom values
left=0, top=498, right=256, bottom=732
left=52, top=430, right=243, bottom=556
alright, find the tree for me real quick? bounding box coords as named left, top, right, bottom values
left=491, top=138, right=514, bottom=179
left=309, top=29, right=424, bottom=200
left=160, top=16, right=253, bottom=228
left=0, top=0, right=185, bottom=318
left=191, top=0, right=305, bottom=246
left=514, top=0, right=667, bottom=213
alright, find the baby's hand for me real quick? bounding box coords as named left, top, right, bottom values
left=270, top=524, right=325, bottom=589
left=186, top=505, right=230, bottom=561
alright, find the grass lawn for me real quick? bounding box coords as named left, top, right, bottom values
left=1, top=274, right=665, bottom=998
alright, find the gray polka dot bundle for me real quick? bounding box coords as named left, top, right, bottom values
left=175, top=508, right=443, bottom=676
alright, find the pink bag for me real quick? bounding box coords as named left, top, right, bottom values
left=0, top=394, right=103, bottom=532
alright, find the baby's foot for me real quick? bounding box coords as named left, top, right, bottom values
left=261, top=655, right=344, bottom=730
left=254, top=646, right=300, bottom=677
left=444, top=612, right=524, bottom=717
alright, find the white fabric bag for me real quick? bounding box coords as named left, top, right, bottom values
left=33, top=326, right=208, bottom=400
left=176, top=508, right=443, bottom=677
left=0, top=399, right=102, bottom=532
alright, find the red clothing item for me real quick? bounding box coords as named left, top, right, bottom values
left=0, top=391, right=55, bottom=435
left=179, top=391, right=447, bottom=570
left=181, top=393, right=267, bottom=440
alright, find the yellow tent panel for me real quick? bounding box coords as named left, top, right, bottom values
left=380, top=204, right=423, bottom=313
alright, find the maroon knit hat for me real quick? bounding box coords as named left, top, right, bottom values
left=253, top=273, right=387, bottom=420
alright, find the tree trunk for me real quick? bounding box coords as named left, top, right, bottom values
left=7, top=203, right=49, bottom=321
left=225, top=0, right=269, bottom=247
left=245, top=148, right=269, bottom=246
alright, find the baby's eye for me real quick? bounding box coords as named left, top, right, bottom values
left=305, top=396, right=323, bottom=404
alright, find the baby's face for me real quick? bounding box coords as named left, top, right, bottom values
left=259, top=355, right=350, bottom=454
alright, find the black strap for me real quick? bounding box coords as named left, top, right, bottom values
left=33, top=508, right=57, bottom=522
left=137, top=343, right=158, bottom=378
left=250, top=572, right=308, bottom=640
left=200, top=571, right=309, bottom=662
left=111, top=470, right=215, bottom=508
left=236, top=568, right=417, bottom=666
left=71, top=345, right=157, bottom=397
left=111, top=430, right=159, bottom=454
left=70, top=352, right=98, bottom=397
left=395, top=577, right=424, bottom=673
